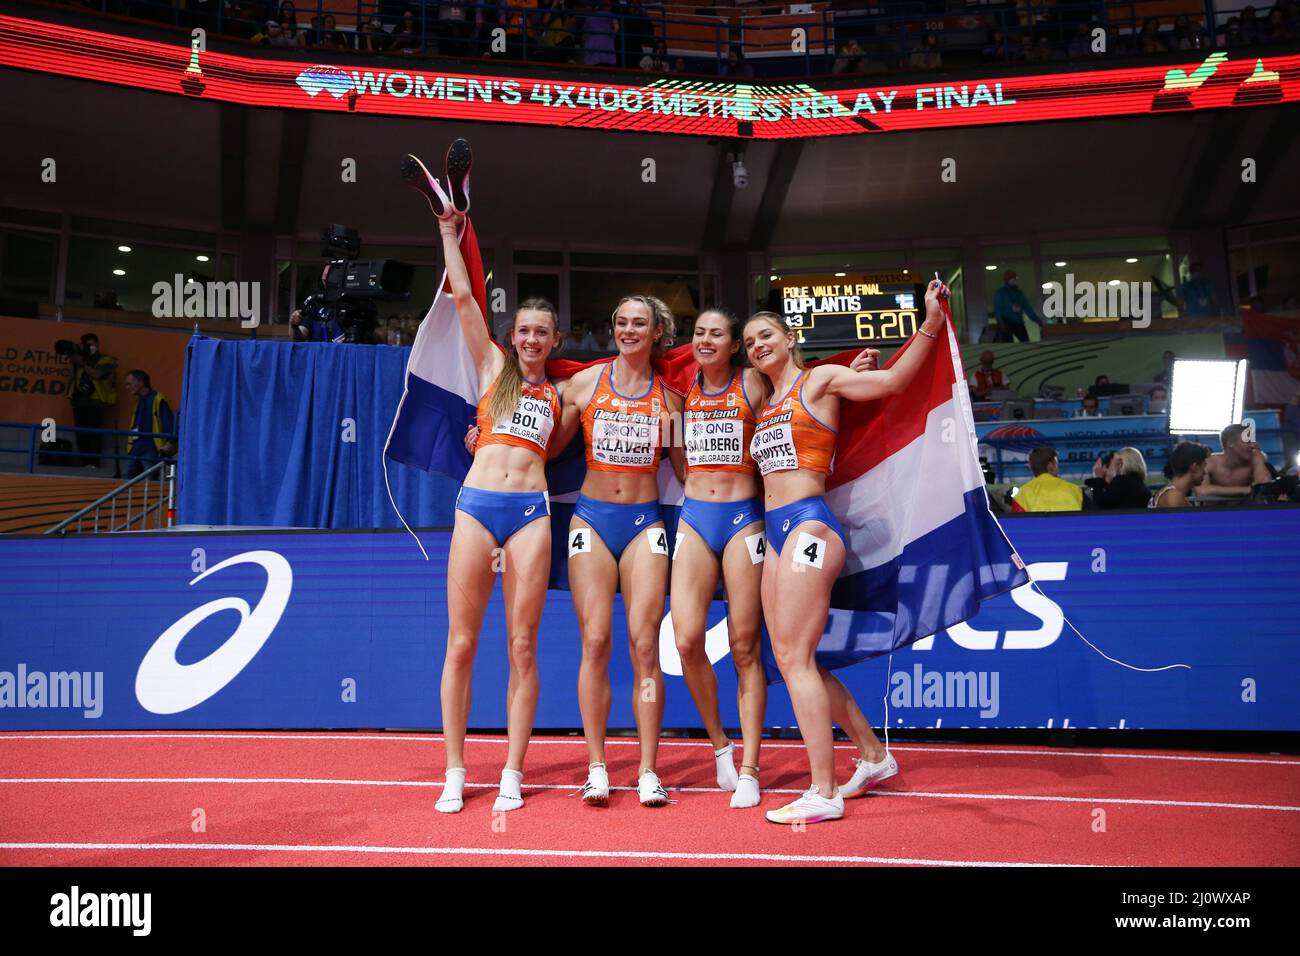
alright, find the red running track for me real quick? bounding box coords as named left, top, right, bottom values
left=1, top=731, right=1298, bottom=867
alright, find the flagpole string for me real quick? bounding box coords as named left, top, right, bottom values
left=383, top=454, right=430, bottom=562
left=1035, top=580, right=1190, bottom=672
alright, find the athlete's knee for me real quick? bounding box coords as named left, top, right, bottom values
left=629, top=635, right=661, bottom=673
left=445, top=632, right=479, bottom=668
left=580, top=630, right=613, bottom=663
left=673, top=625, right=706, bottom=662
left=507, top=631, right=537, bottom=672
left=729, top=631, right=762, bottom=670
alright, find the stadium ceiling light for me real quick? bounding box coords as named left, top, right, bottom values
left=985, top=265, right=998, bottom=271
left=1107, top=279, right=1121, bottom=286
left=117, top=245, right=132, bottom=253
left=112, top=269, right=125, bottom=276
left=834, top=272, right=846, bottom=277
left=1125, top=257, right=1139, bottom=263
left=769, top=275, right=779, bottom=281
left=1041, top=283, right=1053, bottom=291
left=1055, top=260, right=1067, bottom=267
left=196, top=255, right=210, bottom=262
left=902, top=268, right=909, bottom=274
left=1168, top=359, right=1248, bottom=434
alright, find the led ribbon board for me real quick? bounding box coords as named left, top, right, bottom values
left=1, top=15, right=1296, bottom=139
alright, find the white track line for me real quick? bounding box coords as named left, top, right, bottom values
left=2, top=776, right=1295, bottom=813
left=0, top=841, right=1093, bottom=867
left=1, top=732, right=1297, bottom=766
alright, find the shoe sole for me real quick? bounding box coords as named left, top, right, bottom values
left=400, top=154, right=447, bottom=218
left=582, top=794, right=609, bottom=807
left=445, top=138, right=471, bottom=214
left=640, top=796, right=668, bottom=807
left=841, top=765, right=898, bottom=800
left=765, top=811, right=843, bottom=824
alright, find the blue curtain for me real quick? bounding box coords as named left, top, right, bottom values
left=178, top=335, right=460, bottom=528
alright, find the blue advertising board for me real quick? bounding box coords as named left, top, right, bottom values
left=1, top=508, right=1296, bottom=732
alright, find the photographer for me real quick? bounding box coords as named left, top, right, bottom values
left=59, top=333, right=118, bottom=469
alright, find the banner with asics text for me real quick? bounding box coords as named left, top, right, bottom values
left=0, top=15, right=1296, bottom=139
left=1, top=508, right=1296, bottom=731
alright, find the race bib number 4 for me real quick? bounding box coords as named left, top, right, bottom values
left=791, top=532, right=826, bottom=569
left=751, top=422, right=799, bottom=475
left=647, top=528, right=669, bottom=555
left=568, top=528, right=593, bottom=557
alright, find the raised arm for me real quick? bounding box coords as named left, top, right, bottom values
left=437, top=213, right=501, bottom=381
left=820, top=279, right=949, bottom=403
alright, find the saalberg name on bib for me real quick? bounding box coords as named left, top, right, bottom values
left=686, top=418, right=742, bottom=465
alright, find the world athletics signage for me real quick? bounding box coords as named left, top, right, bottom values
left=0, top=15, right=1296, bottom=139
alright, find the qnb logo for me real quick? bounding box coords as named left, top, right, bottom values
left=135, top=551, right=293, bottom=715
left=912, top=561, right=1068, bottom=651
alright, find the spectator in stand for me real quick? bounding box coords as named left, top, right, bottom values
left=385, top=315, right=402, bottom=345
left=640, top=40, right=669, bottom=72
left=1085, top=447, right=1152, bottom=509
left=1138, top=18, right=1165, bottom=54
left=993, top=270, right=1044, bottom=342
left=619, top=0, right=657, bottom=70
left=576, top=319, right=599, bottom=351
left=389, top=10, right=422, bottom=54
left=1171, top=14, right=1210, bottom=50
left=401, top=315, right=419, bottom=346
left=673, top=56, right=688, bottom=74
left=1149, top=384, right=1169, bottom=404
left=983, top=29, right=1011, bottom=62
left=1013, top=446, right=1083, bottom=512
left=66, top=333, right=119, bottom=469
left=833, top=39, right=864, bottom=74
left=1179, top=262, right=1220, bottom=317
left=540, top=0, right=579, bottom=63
left=437, top=1, right=471, bottom=57
left=1089, top=374, right=1112, bottom=398
left=720, top=45, right=754, bottom=79
left=1078, top=394, right=1101, bottom=417
left=1067, top=22, right=1092, bottom=59
left=121, top=370, right=177, bottom=480
left=314, top=14, right=351, bottom=50
left=1239, top=6, right=1262, bottom=45
left=583, top=2, right=618, bottom=67
left=1222, top=17, right=1245, bottom=49
left=1151, top=441, right=1210, bottom=508
left=1154, top=349, right=1176, bottom=385
left=911, top=31, right=942, bottom=70
left=1264, top=7, right=1295, bottom=43
left=969, top=350, right=1008, bottom=400
left=1198, top=423, right=1273, bottom=498
left=358, top=13, right=389, bottom=52
left=1282, top=383, right=1300, bottom=466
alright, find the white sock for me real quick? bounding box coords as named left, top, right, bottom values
left=715, top=741, right=739, bottom=792
left=492, top=768, right=524, bottom=813
left=436, top=767, right=466, bottom=813
left=730, top=773, right=761, bottom=809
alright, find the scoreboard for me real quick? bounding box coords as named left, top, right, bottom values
left=777, top=273, right=925, bottom=349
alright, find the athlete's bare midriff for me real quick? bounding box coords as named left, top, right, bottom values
left=761, top=468, right=828, bottom=510
left=580, top=468, right=661, bottom=505
left=463, top=443, right=549, bottom=493
left=684, top=469, right=761, bottom=503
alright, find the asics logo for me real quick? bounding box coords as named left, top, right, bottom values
left=135, top=550, right=293, bottom=715
left=782, top=519, right=791, bottom=532
left=524, top=505, right=537, bottom=516
left=634, top=514, right=647, bottom=526
left=732, top=513, right=744, bottom=525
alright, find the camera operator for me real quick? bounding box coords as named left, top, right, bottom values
left=58, top=333, right=118, bottom=469
left=290, top=266, right=346, bottom=343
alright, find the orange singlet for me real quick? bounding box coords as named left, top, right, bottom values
left=474, top=374, right=562, bottom=458
left=750, top=372, right=836, bottom=476
left=684, top=368, right=757, bottom=476
left=582, top=362, right=667, bottom=474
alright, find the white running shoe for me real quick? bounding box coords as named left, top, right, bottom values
left=714, top=741, right=739, bottom=792
left=581, top=763, right=609, bottom=807
left=435, top=767, right=466, bottom=813
left=730, top=773, right=761, bottom=809
left=840, top=751, right=898, bottom=799
left=638, top=769, right=669, bottom=807
left=765, top=784, right=844, bottom=825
